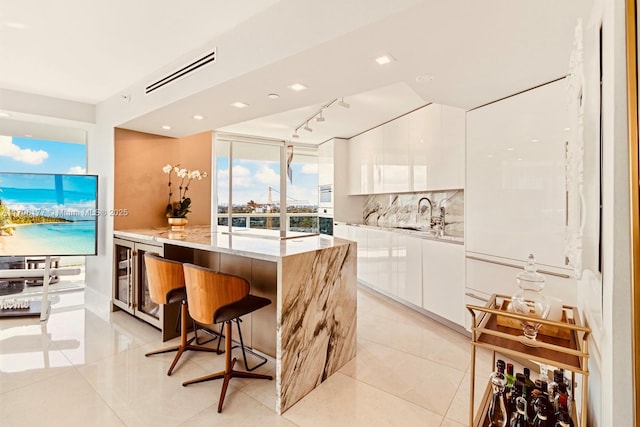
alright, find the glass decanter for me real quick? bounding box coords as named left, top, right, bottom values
left=510, top=254, right=551, bottom=343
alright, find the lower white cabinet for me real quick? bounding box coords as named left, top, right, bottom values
left=422, top=240, right=465, bottom=327
left=391, top=233, right=423, bottom=307
left=344, top=225, right=464, bottom=326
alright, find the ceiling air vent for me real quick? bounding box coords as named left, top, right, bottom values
left=145, top=48, right=217, bottom=94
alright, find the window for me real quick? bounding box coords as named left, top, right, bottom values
left=214, top=135, right=318, bottom=236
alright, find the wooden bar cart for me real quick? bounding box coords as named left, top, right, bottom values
left=466, top=294, right=591, bottom=426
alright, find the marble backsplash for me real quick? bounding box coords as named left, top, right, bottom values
left=363, top=190, right=464, bottom=236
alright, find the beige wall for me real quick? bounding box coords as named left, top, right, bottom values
left=114, top=128, right=212, bottom=229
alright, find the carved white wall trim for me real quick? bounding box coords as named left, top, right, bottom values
left=565, top=18, right=586, bottom=279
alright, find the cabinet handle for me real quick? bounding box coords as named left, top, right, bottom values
left=464, top=292, right=490, bottom=302
left=465, top=255, right=571, bottom=278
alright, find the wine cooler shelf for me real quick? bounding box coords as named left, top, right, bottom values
left=467, top=294, right=591, bottom=427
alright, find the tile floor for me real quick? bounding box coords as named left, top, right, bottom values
left=0, top=286, right=492, bottom=426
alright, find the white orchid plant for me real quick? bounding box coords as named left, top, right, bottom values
left=163, top=164, right=208, bottom=218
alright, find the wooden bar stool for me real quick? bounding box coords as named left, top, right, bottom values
left=144, top=254, right=219, bottom=375
left=181, top=263, right=272, bottom=413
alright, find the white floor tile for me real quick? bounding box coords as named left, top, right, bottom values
left=0, top=287, right=479, bottom=427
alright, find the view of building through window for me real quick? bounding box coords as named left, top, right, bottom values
left=215, top=137, right=319, bottom=233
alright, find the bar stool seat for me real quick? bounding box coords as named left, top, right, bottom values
left=181, top=263, right=272, bottom=413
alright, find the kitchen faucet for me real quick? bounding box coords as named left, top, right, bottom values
left=417, top=197, right=434, bottom=227
left=433, top=206, right=446, bottom=236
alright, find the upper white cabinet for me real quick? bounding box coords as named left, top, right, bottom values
left=408, top=104, right=465, bottom=192
left=382, top=114, right=410, bottom=193
left=348, top=103, right=465, bottom=195
left=324, top=139, right=362, bottom=223
left=466, top=79, right=569, bottom=269
left=409, top=104, right=440, bottom=191
left=348, top=127, right=383, bottom=195
left=439, top=105, right=465, bottom=190
left=318, top=139, right=334, bottom=186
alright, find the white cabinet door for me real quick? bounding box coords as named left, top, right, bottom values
left=436, top=105, right=465, bottom=190
left=409, top=104, right=441, bottom=192
left=333, top=222, right=349, bottom=239
left=368, top=127, right=384, bottom=194
left=466, top=79, right=569, bottom=269
left=350, top=226, right=369, bottom=285
left=318, top=140, right=334, bottom=186
left=392, top=233, right=422, bottom=307
left=347, top=128, right=383, bottom=194
left=347, top=134, right=366, bottom=195
left=366, top=228, right=391, bottom=292
left=382, top=114, right=410, bottom=193
left=422, top=240, right=465, bottom=326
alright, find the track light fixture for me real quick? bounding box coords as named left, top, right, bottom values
left=290, top=97, right=350, bottom=140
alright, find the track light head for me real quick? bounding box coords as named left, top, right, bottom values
left=315, top=111, right=325, bottom=122
left=338, top=98, right=350, bottom=109
left=303, top=122, right=313, bottom=132
left=291, top=131, right=299, bottom=138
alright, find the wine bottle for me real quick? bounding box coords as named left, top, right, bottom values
left=554, top=383, right=570, bottom=414
left=532, top=394, right=553, bottom=426
left=510, top=395, right=528, bottom=427
left=548, top=370, right=563, bottom=412
left=506, top=363, right=516, bottom=389
left=522, top=368, right=536, bottom=421
left=488, top=360, right=509, bottom=427
left=554, top=410, right=574, bottom=427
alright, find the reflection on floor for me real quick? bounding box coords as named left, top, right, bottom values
left=0, top=285, right=491, bottom=426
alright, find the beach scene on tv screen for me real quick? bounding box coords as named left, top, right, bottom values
left=0, top=173, right=97, bottom=256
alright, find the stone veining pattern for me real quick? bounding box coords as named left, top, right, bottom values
left=277, top=241, right=357, bottom=413
left=363, top=190, right=464, bottom=236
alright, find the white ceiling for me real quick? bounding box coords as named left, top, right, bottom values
left=0, top=0, right=592, bottom=145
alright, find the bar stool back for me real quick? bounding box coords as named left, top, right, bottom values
left=181, top=263, right=272, bottom=413
left=144, top=254, right=219, bottom=375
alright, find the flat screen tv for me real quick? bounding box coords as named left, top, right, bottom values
left=0, top=172, right=98, bottom=257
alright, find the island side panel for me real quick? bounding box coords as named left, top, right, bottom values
left=277, top=240, right=357, bottom=413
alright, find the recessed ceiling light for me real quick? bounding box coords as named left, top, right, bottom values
left=564, top=127, right=571, bottom=131
left=487, top=154, right=494, bottom=158
left=267, top=93, right=280, bottom=99
left=517, top=158, right=523, bottom=161
left=0, top=112, right=9, bottom=117
left=24, top=134, right=32, bottom=138
left=288, top=83, right=308, bottom=92
left=162, top=125, right=172, bottom=130
left=375, top=54, right=394, bottom=65
left=507, top=147, right=514, bottom=151
left=531, top=139, right=540, bottom=143
left=231, top=102, right=249, bottom=108
left=193, top=115, right=204, bottom=120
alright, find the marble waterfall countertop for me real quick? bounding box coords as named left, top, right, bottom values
left=114, top=225, right=351, bottom=261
